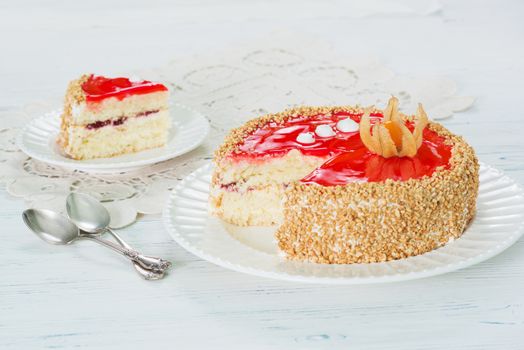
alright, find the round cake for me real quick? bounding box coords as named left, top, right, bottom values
left=210, top=97, right=479, bottom=264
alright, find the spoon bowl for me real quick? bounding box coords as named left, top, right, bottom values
left=66, top=192, right=171, bottom=276
left=66, top=192, right=110, bottom=233
left=23, top=208, right=79, bottom=245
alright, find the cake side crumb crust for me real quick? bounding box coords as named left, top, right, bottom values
left=57, top=74, right=90, bottom=153
left=276, top=122, right=479, bottom=264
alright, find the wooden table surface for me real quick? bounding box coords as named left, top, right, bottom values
left=1, top=0, right=523, bottom=348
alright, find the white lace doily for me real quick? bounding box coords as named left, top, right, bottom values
left=0, top=33, right=474, bottom=228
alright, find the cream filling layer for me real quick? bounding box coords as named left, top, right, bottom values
left=72, top=91, right=169, bottom=124
left=64, top=110, right=170, bottom=159
left=210, top=183, right=285, bottom=226
left=215, top=149, right=327, bottom=190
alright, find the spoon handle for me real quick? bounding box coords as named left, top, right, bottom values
left=105, top=228, right=170, bottom=278
left=133, top=263, right=165, bottom=281
left=105, top=228, right=171, bottom=272
left=106, top=228, right=133, bottom=249
left=81, top=236, right=170, bottom=273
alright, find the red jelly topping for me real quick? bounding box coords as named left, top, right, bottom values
left=81, top=75, right=167, bottom=103
left=233, top=112, right=452, bottom=185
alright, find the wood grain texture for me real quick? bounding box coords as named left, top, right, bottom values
left=1, top=0, right=524, bottom=348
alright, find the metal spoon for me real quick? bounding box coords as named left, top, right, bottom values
left=65, top=193, right=171, bottom=274
left=22, top=208, right=167, bottom=276
left=65, top=194, right=165, bottom=281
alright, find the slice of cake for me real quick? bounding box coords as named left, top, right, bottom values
left=210, top=97, right=479, bottom=264
left=58, top=74, right=170, bottom=160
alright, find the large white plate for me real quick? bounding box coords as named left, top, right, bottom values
left=18, top=103, right=209, bottom=172
left=164, top=162, right=524, bottom=284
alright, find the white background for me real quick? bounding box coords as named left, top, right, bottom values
left=1, top=0, right=524, bottom=348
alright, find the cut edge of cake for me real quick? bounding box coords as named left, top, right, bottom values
left=211, top=105, right=376, bottom=225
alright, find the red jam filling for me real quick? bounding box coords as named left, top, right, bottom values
left=85, top=109, right=159, bottom=130
left=81, top=75, right=167, bottom=103
left=233, top=112, right=452, bottom=185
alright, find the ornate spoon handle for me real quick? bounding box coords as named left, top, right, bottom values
left=133, top=263, right=165, bottom=281
left=104, top=228, right=165, bottom=280
left=106, top=228, right=172, bottom=272
left=81, top=235, right=171, bottom=273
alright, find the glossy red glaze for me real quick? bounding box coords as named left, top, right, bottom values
left=232, top=112, right=452, bottom=185
left=81, top=75, right=167, bottom=103
left=236, top=112, right=363, bottom=158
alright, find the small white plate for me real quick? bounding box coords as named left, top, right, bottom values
left=164, top=162, right=524, bottom=284
left=18, top=103, right=210, bottom=173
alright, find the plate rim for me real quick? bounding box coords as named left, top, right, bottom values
left=17, top=103, right=210, bottom=172
left=163, top=162, right=524, bottom=284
